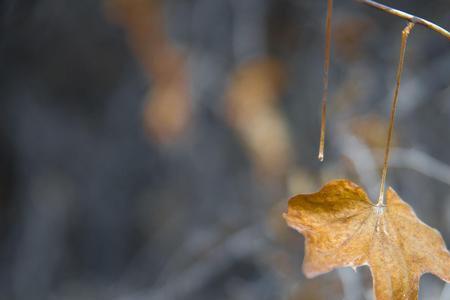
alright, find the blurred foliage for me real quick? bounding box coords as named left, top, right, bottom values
left=0, top=0, right=449, bottom=299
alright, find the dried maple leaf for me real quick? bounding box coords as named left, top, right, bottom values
left=284, top=179, right=450, bottom=300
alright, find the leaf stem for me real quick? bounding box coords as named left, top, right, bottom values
left=376, top=22, right=414, bottom=207
left=358, top=0, right=450, bottom=40
left=318, top=0, right=333, bottom=162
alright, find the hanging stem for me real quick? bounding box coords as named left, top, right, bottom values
left=376, top=22, right=415, bottom=206
left=318, top=0, right=334, bottom=162
left=317, top=0, right=449, bottom=163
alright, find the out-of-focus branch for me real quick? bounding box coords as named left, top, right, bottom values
left=380, top=148, right=450, bottom=186
left=338, top=133, right=380, bottom=198
left=118, top=225, right=264, bottom=300
left=357, top=0, right=450, bottom=40
left=441, top=284, right=450, bottom=300
left=338, top=269, right=366, bottom=300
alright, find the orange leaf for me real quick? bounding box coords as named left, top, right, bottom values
left=284, top=179, right=450, bottom=300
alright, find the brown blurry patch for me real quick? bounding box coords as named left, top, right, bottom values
left=105, top=0, right=191, bottom=144
left=226, top=58, right=293, bottom=180
left=333, top=15, right=373, bottom=62
left=350, top=115, right=398, bottom=150
left=288, top=275, right=343, bottom=300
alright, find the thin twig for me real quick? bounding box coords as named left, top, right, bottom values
left=358, top=0, right=450, bottom=40
left=318, top=0, right=333, bottom=162
left=377, top=22, right=414, bottom=206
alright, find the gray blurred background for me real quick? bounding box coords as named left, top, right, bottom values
left=0, top=0, right=449, bottom=299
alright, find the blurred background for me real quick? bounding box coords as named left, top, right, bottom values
left=0, top=0, right=449, bottom=299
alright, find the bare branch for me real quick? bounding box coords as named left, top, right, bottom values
left=358, top=0, right=450, bottom=40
